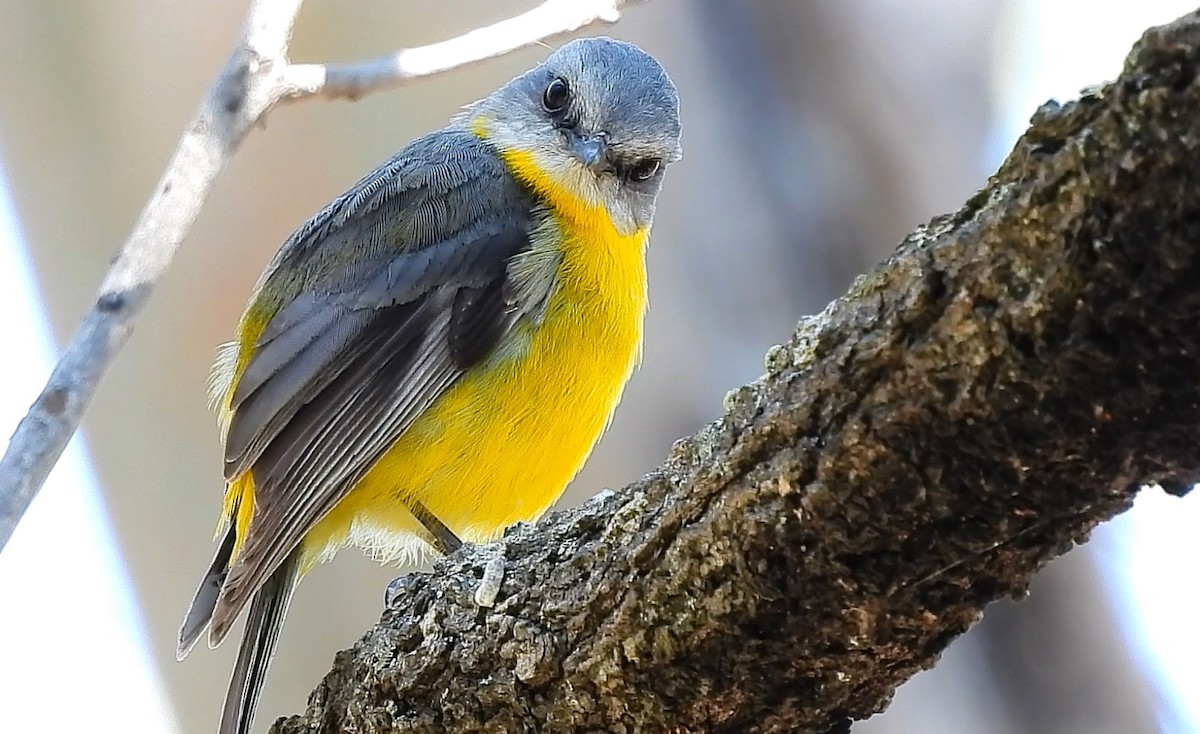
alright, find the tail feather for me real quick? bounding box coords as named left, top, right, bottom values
left=178, top=525, right=237, bottom=661
left=220, top=552, right=301, bottom=734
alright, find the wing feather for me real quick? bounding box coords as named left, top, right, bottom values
left=209, top=131, right=537, bottom=634
left=224, top=307, right=374, bottom=477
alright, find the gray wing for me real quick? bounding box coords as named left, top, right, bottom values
left=209, top=131, right=536, bottom=641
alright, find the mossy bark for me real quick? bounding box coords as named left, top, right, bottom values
left=274, top=12, right=1200, bottom=734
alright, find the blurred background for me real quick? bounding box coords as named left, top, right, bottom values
left=0, top=1, right=1197, bottom=732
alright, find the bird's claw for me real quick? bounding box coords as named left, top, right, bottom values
left=385, top=572, right=427, bottom=609
left=385, top=545, right=507, bottom=609
left=474, top=552, right=506, bottom=608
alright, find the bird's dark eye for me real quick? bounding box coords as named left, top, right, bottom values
left=628, top=158, right=661, bottom=182
left=543, top=77, right=570, bottom=113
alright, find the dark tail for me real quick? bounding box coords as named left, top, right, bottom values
left=219, top=551, right=301, bottom=734
left=178, top=525, right=237, bottom=660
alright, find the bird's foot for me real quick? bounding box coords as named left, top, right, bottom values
left=474, top=545, right=507, bottom=608
left=384, top=543, right=507, bottom=609
left=385, top=570, right=431, bottom=609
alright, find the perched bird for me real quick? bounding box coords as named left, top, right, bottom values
left=177, top=36, right=682, bottom=734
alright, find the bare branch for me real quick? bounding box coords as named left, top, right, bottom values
left=273, top=11, right=1200, bottom=734
left=281, top=0, right=637, bottom=101
left=0, top=0, right=642, bottom=552
left=0, top=0, right=305, bottom=552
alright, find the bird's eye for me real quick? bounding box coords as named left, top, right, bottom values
left=628, top=158, right=661, bottom=182
left=543, top=77, right=570, bottom=113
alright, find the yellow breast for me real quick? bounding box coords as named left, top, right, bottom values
left=309, top=141, right=648, bottom=558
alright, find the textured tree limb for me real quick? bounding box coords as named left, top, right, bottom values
left=0, top=0, right=638, bottom=554
left=274, top=12, right=1200, bottom=734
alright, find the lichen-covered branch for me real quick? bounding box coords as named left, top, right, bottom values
left=274, top=12, right=1200, bottom=734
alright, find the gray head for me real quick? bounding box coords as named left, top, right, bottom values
left=466, top=37, right=682, bottom=235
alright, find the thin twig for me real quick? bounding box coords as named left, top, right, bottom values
left=281, top=0, right=637, bottom=101
left=0, top=0, right=305, bottom=553
left=0, top=0, right=638, bottom=554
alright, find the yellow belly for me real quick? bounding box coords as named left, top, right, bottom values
left=303, top=221, right=647, bottom=563
left=219, top=131, right=649, bottom=568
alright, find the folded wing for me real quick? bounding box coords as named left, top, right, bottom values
left=209, top=131, right=537, bottom=643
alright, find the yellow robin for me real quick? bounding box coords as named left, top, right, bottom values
left=178, top=36, right=682, bottom=734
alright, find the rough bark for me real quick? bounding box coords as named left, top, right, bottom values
left=275, top=12, right=1200, bottom=734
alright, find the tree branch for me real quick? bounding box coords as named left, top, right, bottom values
left=275, top=11, right=1200, bottom=734
left=0, top=0, right=638, bottom=553
left=282, top=0, right=639, bottom=101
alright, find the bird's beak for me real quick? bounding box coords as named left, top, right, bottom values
left=570, top=131, right=608, bottom=170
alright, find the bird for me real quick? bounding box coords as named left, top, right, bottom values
left=177, top=36, right=682, bottom=734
